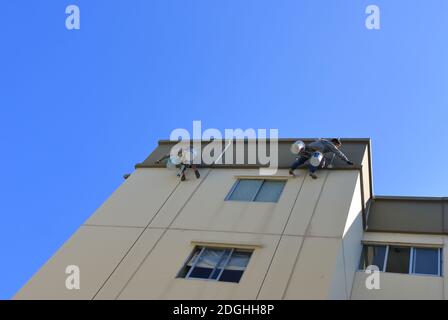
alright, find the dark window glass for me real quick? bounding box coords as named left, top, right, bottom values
left=219, top=251, right=251, bottom=283
left=386, top=246, right=410, bottom=274
left=178, top=248, right=201, bottom=278
left=180, top=247, right=252, bottom=283
left=187, top=248, right=222, bottom=279
left=219, top=270, right=244, bottom=283
left=209, top=249, right=231, bottom=280
left=359, top=245, right=387, bottom=271
left=189, top=267, right=213, bottom=278
left=413, top=248, right=440, bottom=275
left=226, top=251, right=252, bottom=269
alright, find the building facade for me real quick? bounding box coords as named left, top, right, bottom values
left=15, top=139, right=448, bottom=299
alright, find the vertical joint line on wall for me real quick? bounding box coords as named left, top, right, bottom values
left=281, top=170, right=330, bottom=300
left=255, top=172, right=307, bottom=299
left=91, top=177, right=183, bottom=300
left=115, top=166, right=214, bottom=299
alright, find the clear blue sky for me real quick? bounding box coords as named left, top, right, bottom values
left=1, top=0, right=447, bottom=299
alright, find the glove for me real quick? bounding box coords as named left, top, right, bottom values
left=346, top=160, right=354, bottom=165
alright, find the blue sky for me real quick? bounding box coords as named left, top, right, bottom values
left=1, top=0, right=447, bottom=299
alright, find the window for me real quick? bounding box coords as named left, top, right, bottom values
left=411, top=247, right=442, bottom=276
left=227, top=180, right=262, bottom=202
left=226, top=179, right=286, bottom=203
left=179, top=247, right=252, bottom=283
left=359, top=244, right=442, bottom=276
left=359, top=245, right=387, bottom=271
left=386, top=246, right=410, bottom=274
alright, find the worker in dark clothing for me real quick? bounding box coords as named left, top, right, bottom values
left=289, top=138, right=354, bottom=179
left=156, top=147, right=200, bottom=181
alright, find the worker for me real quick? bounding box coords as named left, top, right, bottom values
left=289, top=138, right=354, bottom=179
left=155, top=147, right=200, bottom=181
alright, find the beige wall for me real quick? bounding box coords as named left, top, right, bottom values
left=282, top=171, right=363, bottom=299
left=15, top=167, right=365, bottom=300
left=85, top=169, right=181, bottom=227
left=14, top=226, right=143, bottom=300
left=116, top=230, right=281, bottom=299
left=351, top=272, right=444, bottom=300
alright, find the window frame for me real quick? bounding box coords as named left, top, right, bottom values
left=410, top=247, right=442, bottom=277
left=180, top=246, right=252, bottom=283
left=360, top=243, right=442, bottom=277
left=225, top=179, right=286, bottom=203
left=359, top=244, right=387, bottom=271
left=386, top=245, right=411, bottom=274
left=383, top=245, right=389, bottom=272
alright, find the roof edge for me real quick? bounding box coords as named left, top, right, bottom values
left=373, top=195, right=448, bottom=201
left=157, top=138, right=372, bottom=144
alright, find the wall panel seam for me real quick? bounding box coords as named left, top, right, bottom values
left=255, top=175, right=307, bottom=299
left=114, top=168, right=213, bottom=299
left=91, top=177, right=183, bottom=300
left=281, top=171, right=330, bottom=299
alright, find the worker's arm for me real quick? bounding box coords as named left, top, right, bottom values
left=155, top=154, right=170, bottom=164
left=327, top=143, right=353, bottom=164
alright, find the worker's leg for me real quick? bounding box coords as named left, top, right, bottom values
left=191, top=165, right=200, bottom=179
left=179, top=164, right=187, bottom=181
left=308, top=164, right=318, bottom=179
left=308, top=157, right=324, bottom=179
left=289, top=156, right=309, bottom=174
